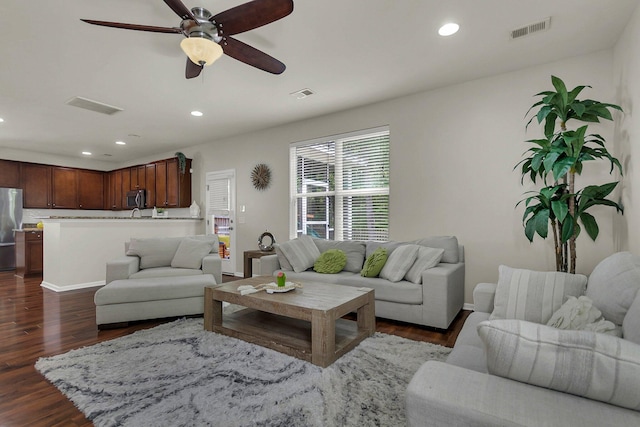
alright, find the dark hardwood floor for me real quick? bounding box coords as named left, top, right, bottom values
left=0, top=271, right=470, bottom=426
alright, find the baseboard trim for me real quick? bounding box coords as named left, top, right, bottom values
left=41, top=280, right=105, bottom=292
left=463, top=302, right=474, bottom=311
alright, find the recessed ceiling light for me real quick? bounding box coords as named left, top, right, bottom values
left=115, top=141, right=126, bottom=145
left=438, top=22, right=459, bottom=36
left=0, top=118, right=4, bottom=122
left=191, top=111, right=203, bottom=117
left=82, top=151, right=92, bottom=156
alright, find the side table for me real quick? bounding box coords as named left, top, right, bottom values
left=243, top=249, right=275, bottom=278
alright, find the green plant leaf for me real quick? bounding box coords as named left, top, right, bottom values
left=534, top=209, right=550, bottom=238
left=580, top=212, right=599, bottom=241
left=552, top=157, right=574, bottom=181
left=551, top=76, right=568, bottom=107
left=551, top=200, right=568, bottom=223
left=524, top=217, right=536, bottom=242
left=561, top=218, right=574, bottom=242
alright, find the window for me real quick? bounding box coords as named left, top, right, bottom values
left=290, top=126, right=390, bottom=241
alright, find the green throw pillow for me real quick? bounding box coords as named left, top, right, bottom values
left=361, top=247, right=388, bottom=277
left=314, top=249, right=348, bottom=274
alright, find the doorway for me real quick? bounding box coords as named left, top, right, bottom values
left=205, top=169, right=236, bottom=275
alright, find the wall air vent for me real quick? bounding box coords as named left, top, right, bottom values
left=65, top=96, right=124, bottom=115
left=290, top=88, right=314, bottom=99
left=510, top=17, right=551, bottom=40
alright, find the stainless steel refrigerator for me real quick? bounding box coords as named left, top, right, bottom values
left=0, top=188, right=23, bottom=271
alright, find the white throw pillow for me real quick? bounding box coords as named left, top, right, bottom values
left=586, top=252, right=640, bottom=326
left=171, top=237, right=215, bottom=269
left=623, top=290, right=640, bottom=345
left=380, top=244, right=420, bottom=283
left=477, top=319, right=640, bottom=411
left=404, top=246, right=445, bottom=284
left=546, top=295, right=619, bottom=336
left=278, top=235, right=321, bottom=273
left=126, top=237, right=182, bottom=269
left=490, top=265, right=587, bottom=324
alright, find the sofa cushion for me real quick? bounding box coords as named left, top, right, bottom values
left=278, top=234, right=321, bottom=273
left=547, top=295, right=619, bottom=336
left=446, top=311, right=490, bottom=373
left=126, top=237, right=183, bottom=269
left=624, top=291, right=640, bottom=345
left=170, top=237, right=216, bottom=269
left=490, top=265, right=587, bottom=324
left=313, top=249, right=347, bottom=274
left=281, top=270, right=424, bottom=304
left=478, top=319, right=640, bottom=412
left=380, top=244, right=420, bottom=282
left=361, top=247, right=388, bottom=277
left=404, top=246, right=445, bottom=284
left=412, top=236, right=459, bottom=263
left=129, top=267, right=204, bottom=279
left=313, top=239, right=366, bottom=273
left=94, top=274, right=216, bottom=305
left=586, top=252, right=640, bottom=326
left=274, top=245, right=293, bottom=271
left=365, top=241, right=404, bottom=258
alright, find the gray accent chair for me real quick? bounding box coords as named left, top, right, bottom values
left=406, top=252, right=640, bottom=426
left=96, top=235, right=222, bottom=327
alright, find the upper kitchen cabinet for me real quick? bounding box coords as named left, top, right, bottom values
left=155, top=157, right=191, bottom=208
left=51, top=167, right=78, bottom=209
left=22, top=163, right=52, bottom=208
left=0, top=160, right=21, bottom=188
left=145, top=163, right=156, bottom=208
left=130, top=166, right=146, bottom=191
left=106, top=169, right=124, bottom=210
left=78, top=169, right=104, bottom=209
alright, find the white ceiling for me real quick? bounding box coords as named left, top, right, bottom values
left=1, top=0, right=638, bottom=164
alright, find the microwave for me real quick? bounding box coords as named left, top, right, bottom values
left=126, top=189, right=146, bottom=208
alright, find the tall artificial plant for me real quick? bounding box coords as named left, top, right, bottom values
left=516, top=76, right=623, bottom=273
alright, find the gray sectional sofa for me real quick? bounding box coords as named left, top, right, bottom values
left=406, top=252, right=640, bottom=426
left=260, top=235, right=465, bottom=329
left=96, top=235, right=222, bottom=327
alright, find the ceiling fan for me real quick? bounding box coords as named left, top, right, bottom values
left=81, top=0, right=294, bottom=78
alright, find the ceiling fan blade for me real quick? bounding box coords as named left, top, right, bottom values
left=222, top=36, right=285, bottom=74
left=185, top=58, right=203, bottom=79
left=163, top=0, right=197, bottom=21
left=81, top=19, right=183, bottom=34
left=212, top=0, right=293, bottom=35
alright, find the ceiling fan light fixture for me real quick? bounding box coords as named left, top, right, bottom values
left=180, top=36, right=223, bottom=66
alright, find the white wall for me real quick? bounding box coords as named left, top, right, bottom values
left=10, top=46, right=629, bottom=303
left=176, top=49, right=621, bottom=303
left=613, top=3, right=640, bottom=254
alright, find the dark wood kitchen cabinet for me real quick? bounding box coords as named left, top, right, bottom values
left=21, top=163, right=52, bottom=208
left=155, top=157, right=191, bottom=208
left=145, top=163, right=156, bottom=208
left=78, top=169, right=104, bottom=209
left=130, top=165, right=146, bottom=190
left=0, top=159, right=21, bottom=188
left=106, top=169, right=124, bottom=210
left=51, top=167, right=78, bottom=209
left=15, top=230, right=43, bottom=277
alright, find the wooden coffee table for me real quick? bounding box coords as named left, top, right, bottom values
left=204, top=276, right=375, bottom=367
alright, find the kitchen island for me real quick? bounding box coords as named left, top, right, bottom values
left=40, top=217, right=205, bottom=291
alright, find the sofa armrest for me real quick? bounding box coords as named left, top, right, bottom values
left=420, top=262, right=465, bottom=329
left=406, top=361, right=640, bottom=427
left=202, top=253, right=222, bottom=285
left=259, top=254, right=281, bottom=276
left=105, top=256, right=140, bottom=284
left=473, top=282, right=497, bottom=314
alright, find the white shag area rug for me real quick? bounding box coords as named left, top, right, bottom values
left=36, top=318, right=450, bottom=427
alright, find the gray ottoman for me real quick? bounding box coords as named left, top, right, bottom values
left=95, top=274, right=217, bottom=328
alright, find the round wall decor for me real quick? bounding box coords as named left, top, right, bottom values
left=251, top=163, right=271, bottom=190
left=258, top=231, right=276, bottom=251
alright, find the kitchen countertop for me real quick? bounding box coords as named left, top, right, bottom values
left=14, top=228, right=41, bottom=232
left=44, top=216, right=203, bottom=220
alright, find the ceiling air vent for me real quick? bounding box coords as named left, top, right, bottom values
left=290, top=88, right=314, bottom=99
left=65, top=96, right=123, bottom=115
left=510, top=17, right=551, bottom=40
